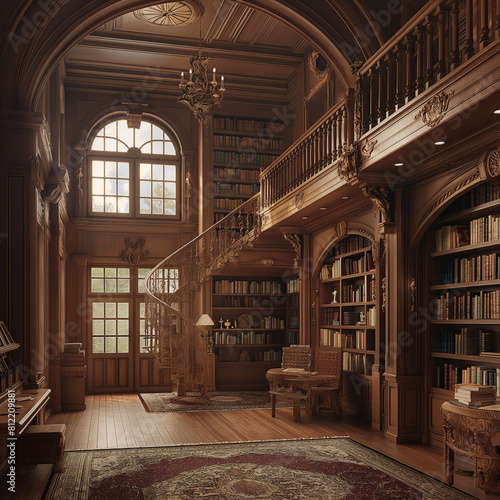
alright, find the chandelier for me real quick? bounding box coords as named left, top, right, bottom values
left=178, top=50, right=225, bottom=122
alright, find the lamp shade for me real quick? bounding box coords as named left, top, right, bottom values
left=196, top=314, right=214, bottom=326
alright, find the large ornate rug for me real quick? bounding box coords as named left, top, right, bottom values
left=139, top=391, right=293, bottom=412
left=45, top=438, right=474, bottom=499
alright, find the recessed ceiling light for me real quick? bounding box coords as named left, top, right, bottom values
left=341, top=196, right=349, bottom=200
left=394, top=162, right=404, bottom=166
left=434, top=141, right=446, bottom=145
left=494, top=109, right=500, bottom=114
left=320, top=207, right=327, bottom=211
left=302, top=216, right=309, bottom=220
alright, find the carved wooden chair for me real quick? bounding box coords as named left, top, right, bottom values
left=269, top=346, right=312, bottom=423
left=310, top=347, right=342, bottom=416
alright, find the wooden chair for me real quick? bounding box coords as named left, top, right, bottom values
left=310, top=347, right=342, bottom=416
left=269, top=346, right=312, bottom=423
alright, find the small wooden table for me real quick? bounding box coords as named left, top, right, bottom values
left=266, top=368, right=339, bottom=423
left=441, top=400, right=500, bottom=493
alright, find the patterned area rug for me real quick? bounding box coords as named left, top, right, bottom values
left=45, top=438, right=475, bottom=499
left=139, top=391, right=294, bottom=412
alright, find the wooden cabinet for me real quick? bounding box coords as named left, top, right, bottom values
left=317, top=236, right=378, bottom=419
left=212, top=116, right=284, bottom=223
left=212, top=277, right=298, bottom=390
left=426, top=179, right=500, bottom=443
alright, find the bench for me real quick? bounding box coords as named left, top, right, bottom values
left=17, top=424, right=66, bottom=472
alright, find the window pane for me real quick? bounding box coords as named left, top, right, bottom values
left=105, top=268, right=117, bottom=277
left=117, top=320, right=128, bottom=335
left=93, top=302, right=105, bottom=317
left=165, top=183, right=176, bottom=198
left=153, top=164, right=163, bottom=180
left=118, top=163, right=129, bottom=179
left=152, top=182, right=163, bottom=198
left=165, top=142, right=176, bottom=155
left=105, top=320, right=116, bottom=335
left=140, top=199, right=151, bottom=214
left=117, top=337, right=129, bottom=353
left=117, top=120, right=134, bottom=148
left=117, top=269, right=129, bottom=278
left=93, top=320, right=104, bottom=335
left=140, top=181, right=151, bottom=197
left=105, top=279, right=117, bottom=293
left=117, top=279, right=129, bottom=293
left=105, top=162, right=117, bottom=178
left=93, top=161, right=104, bottom=177
left=105, top=179, right=117, bottom=195
left=105, top=303, right=116, bottom=317
left=136, top=122, right=152, bottom=149
left=92, top=137, right=104, bottom=151
left=164, top=199, right=176, bottom=215
left=105, top=121, right=116, bottom=137
left=117, top=180, right=129, bottom=196
left=152, top=124, right=164, bottom=140
left=93, top=337, right=104, bottom=353
left=117, top=303, right=129, bottom=317
left=105, top=197, right=117, bottom=213
left=104, top=138, right=118, bottom=152
left=152, top=141, right=163, bottom=155
left=140, top=164, right=151, bottom=179
left=117, top=198, right=129, bottom=213
left=165, top=165, right=176, bottom=181
left=105, top=337, right=116, bottom=353
left=152, top=199, right=163, bottom=214
left=92, top=196, right=105, bottom=212
left=91, top=278, right=104, bottom=293
left=91, top=268, right=104, bottom=278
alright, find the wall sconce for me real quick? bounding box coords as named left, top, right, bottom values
left=196, top=314, right=215, bottom=353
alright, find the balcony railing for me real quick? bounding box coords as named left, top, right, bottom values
left=356, top=0, right=499, bottom=135
left=260, top=91, right=355, bottom=209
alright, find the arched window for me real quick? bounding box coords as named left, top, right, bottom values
left=88, top=117, right=180, bottom=218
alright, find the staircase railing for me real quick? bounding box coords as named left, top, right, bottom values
left=144, top=194, right=261, bottom=393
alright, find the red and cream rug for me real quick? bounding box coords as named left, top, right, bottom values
left=45, top=438, right=474, bottom=499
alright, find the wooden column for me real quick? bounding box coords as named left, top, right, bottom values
left=425, top=17, right=436, bottom=87
left=382, top=188, right=423, bottom=444
left=404, top=35, right=415, bottom=101
left=437, top=7, right=448, bottom=80
left=384, top=52, right=396, bottom=116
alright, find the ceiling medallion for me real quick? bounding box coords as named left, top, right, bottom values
left=134, top=2, right=203, bottom=27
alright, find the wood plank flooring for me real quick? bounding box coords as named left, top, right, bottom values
left=47, top=393, right=498, bottom=499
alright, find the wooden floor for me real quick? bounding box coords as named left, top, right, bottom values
left=46, top=393, right=497, bottom=499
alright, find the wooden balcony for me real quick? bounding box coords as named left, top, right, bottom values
left=260, top=0, right=500, bottom=222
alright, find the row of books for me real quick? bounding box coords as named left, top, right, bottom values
left=286, top=278, right=300, bottom=293
left=342, top=254, right=374, bottom=275
left=433, top=328, right=496, bottom=355
left=213, top=116, right=284, bottom=134
left=327, top=236, right=370, bottom=257
left=323, top=309, right=340, bottom=325
left=214, top=331, right=296, bottom=345
left=436, top=363, right=500, bottom=395
left=342, top=283, right=366, bottom=303
left=434, top=290, right=500, bottom=320
left=443, top=178, right=500, bottom=214
left=214, top=167, right=260, bottom=181
left=346, top=330, right=366, bottom=350
left=455, top=384, right=497, bottom=406
left=213, top=198, right=246, bottom=211
left=320, top=259, right=341, bottom=280
left=343, top=352, right=365, bottom=374
left=216, top=349, right=282, bottom=362
left=214, top=295, right=286, bottom=308
left=213, top=150, right=279, bottom=166
left=435, top=214, right=500, bottom=251
left=214, top=280, right=283, bottom=295
left=214, top=182, right=259, bottom=196
left=439, top=252, right=500, bottom=283
left=213, top=134, right=283, bottom=151
left=319, top=329, right=343, bottom=347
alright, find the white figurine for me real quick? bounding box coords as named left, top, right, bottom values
left=331, top=290, right=338, bottom=303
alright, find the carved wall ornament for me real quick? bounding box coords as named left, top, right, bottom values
left=30, top=154, right=44, bottom=191
left=120, top=238, right=150, bottom=265
left=308, top=50, right=330, bottom=78
left=77, top=166, right=84, bottom=210
left=336, top=220, right=347, bottom=238
left=260, top=258, right=275, bottom=266
left=486, top=146, right=500, bottom=178
left=294, top=192, right=305, bottom=210
left=360, top=139, right=377, bottom=162
left=410, top=278, right=416, bottom=312
left=43, top=166, right=70, bottom=204
left=415, top=89, right=455, bottom=127
left=338, top=143, right=359, bottom=181
left=362, top=186, right=393, bottom=224
left=381, top=277, right=387, bottom=312
left=372, top=240, right=381, bottom=264
left=283, top=233, right=303, bottom=267
left=42, top=119, right=53, bottom=160
left=185, top=168, right=192, bottom=199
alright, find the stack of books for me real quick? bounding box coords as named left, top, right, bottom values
left=455, top=384, right=497, bottom=406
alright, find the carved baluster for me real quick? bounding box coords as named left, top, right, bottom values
left=359, top=73, right=370, bottom=134
left=480, top=0, right=490, bottom=48
left=368, top=66, right=378, bottom=128
left=331, top=115, right=337, bottom=161
left=404, top=34, right=415, bottom=101
left=322, top=121, right=328, bottom=166
left=376, top=59, right=387, bottom=122
left=437, top=6, right=448, bottom=79
left=336, top=110, right=343, bottom=159
left=414, top=25, right=425, bottom=94
left=425, top=16, right=436, bottom=87
left=385, top=51, right=396, bottom=116
left=464, top=0, right=474, bottom=59
left=450, top=0, right=460, bottom=69
left=395, top=43, right=405, bottom=108
left=342, top=104, right=349, bottom=148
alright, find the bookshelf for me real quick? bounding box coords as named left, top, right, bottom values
left=317, top=235, right=378, bottom=418
left=212, top=276, right=298, bottom=390
left=212, top=116, right=284, bottom=223
left=0, top=321, right=21, bottom=395
left=426, top=178, right=500, bottom=445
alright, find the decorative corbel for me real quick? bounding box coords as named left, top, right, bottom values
left=362, top=186, right=393, bottom=225
left=415, top=89, right=454, bottom=127
left=338, top=143, right=359, bottom=181
left=120, top=238, right=149, bottom=265
left=283, top=233, right=303, bottom=267
left=43, top=164, right=70, bottom=204
left=486, top=146, right=500, bottom=178
left=122, top=102, right=150, bottom=129
left=360, top=139, right=377, bottom=162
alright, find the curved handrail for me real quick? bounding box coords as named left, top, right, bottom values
left=144, top=193, right=261, bottom=393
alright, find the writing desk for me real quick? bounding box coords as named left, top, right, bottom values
left=441, top=400, right=500, bottom=493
